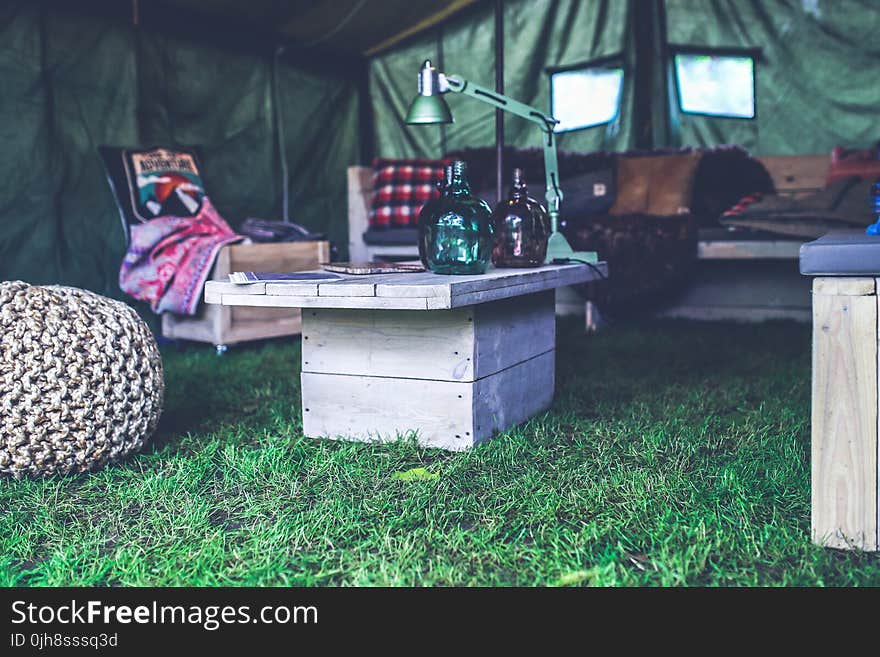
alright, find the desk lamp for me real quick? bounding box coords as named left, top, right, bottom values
left=405, top=59, right=597, bottom=264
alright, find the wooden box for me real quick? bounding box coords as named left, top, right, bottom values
left=299, top=291, right=557, bottom=450
left=162, top=240, right=330, bottom=349
left=811, top=277, right=879, bottom=551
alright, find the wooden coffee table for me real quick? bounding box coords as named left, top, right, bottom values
left=205, top=263, right=607, bottom=450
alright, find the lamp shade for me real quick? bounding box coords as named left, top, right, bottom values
left=405, top=94, right=453, bottom=125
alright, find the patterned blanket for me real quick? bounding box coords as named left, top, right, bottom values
left=119, top=196, right=242, bottom=315
left=720, top=177, right=874, bottom=238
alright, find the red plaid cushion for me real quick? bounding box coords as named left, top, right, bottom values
left=369, top=158, right=453, bottom=228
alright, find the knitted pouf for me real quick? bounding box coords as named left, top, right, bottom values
left=0, top=281, right=164, bottom=477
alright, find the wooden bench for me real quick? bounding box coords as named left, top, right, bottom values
left=348, top=166, right=419, bottom=263
left=163, top=240, right=329, bottom=352
left=205, top=262, right=607, bottom=450
left=663, top=154, right=829, bottom=323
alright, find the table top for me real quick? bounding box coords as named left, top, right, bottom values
left=204, top=262, right=607, bottom=311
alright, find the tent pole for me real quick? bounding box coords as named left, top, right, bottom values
left=272, top=47, right=290, bottom=223
left=494, top=0, right=504, bottom=203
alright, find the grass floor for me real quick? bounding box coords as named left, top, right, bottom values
left=3, top=318, right=880, bottom=586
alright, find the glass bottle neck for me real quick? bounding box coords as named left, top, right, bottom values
left=447, top=174, right=470, bottom=197
left=509, top=168, right=527, bottom=201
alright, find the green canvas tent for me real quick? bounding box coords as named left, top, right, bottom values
left=0, top=0, right=878, bottom=312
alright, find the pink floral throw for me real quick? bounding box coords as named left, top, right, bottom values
left=119, top=196, right=242, bottom=315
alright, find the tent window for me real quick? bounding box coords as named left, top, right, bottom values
left=674, top=53, right=756, bottom=119
left=550, top=65, right=623, bottom=132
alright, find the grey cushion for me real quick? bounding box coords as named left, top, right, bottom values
left=799, top=231, right=880, bottom=275
left=363, top=227, right=418, bottom=245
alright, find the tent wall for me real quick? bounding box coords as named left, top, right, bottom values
left=0, top=1, right=360, bottom=304
left=369, top=0, right=633, bottom=159
left=369, top=0, right=880, bottom=160
left=665, top=0, right=880, bottom=155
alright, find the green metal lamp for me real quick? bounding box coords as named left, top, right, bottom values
left=405, top=92, right=453, bottom=125
left=405, top=59, right=597, bottom=265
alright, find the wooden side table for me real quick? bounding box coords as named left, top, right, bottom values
left=205, top=263, right=607, bottom=450
left=801, top=232, right=880, bottom=551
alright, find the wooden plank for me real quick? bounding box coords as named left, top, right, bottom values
left=472, top=292, right=555, bottom=377
left=660, top=259, right=810, bottom=323
left=224, top=315, right=303, bottom=343
left=162, top=309, right=217, bottom=343
left=230, top=306, right=300, bottom=323
left=347, top=166, right=373, bottom=263
left=318, top=281, right=377, bottom=297
left=211, top=246, right=233, bottom=344
left=441, top=265, right=604, bottom=309
left=555, top=285, right=588, bottom=317
left=263, top=282, right=320, bottom=296
left=697, top=240, right=802, bottom=260
left=811, top=289, right=878, bottom=550
left=318, top=274, right=423, bottom=297
left=364, top=244, right=420, bottom=260
left=219, top=293, right=429, bottom=310
left=300, top=291, right=555, bottom=382
left=375, top=272, right=453, bottom=299
left=813, top=278, right=875, bottom=297
left=758, top=155, right=828, bottom=194
left=450, top=278, right=565, bottom=308
left=444, top=266, right=562, bottom=295
left=659, top=305, right=812, bottom=323
left=302, top=307, right=475, bottom=381
left=206, top=281, right=267, bottom=297
left=377, top=263, right=598, bottom=298
left=301, top=349, right=555, bottom=451
left=302, top=371, right=475, bottom=451
left=472, top=350, right=555, bottom=444
left=226, top=241, right=329, bottom=273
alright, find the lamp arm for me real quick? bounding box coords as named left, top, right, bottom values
left=444, top=75, right=563, bottom=233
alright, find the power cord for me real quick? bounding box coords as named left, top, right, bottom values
left=551, top=257, right=607, bottom=281
left=551, top=256, right=612, bottom=327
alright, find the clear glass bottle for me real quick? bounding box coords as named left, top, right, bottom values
left=491, top=168, right=550, bottom=267
left=418, top=160, right=493, bottom=275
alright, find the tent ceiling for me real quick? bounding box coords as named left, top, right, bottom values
left=158, top=0, right=480, bottom=55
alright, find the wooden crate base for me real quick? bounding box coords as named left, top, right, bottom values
left=300, top=291, right=557, bottom=450
left=811, top=277, right=879, bottom=551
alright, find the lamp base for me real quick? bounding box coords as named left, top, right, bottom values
left=544, top=231, right=598, bottom=265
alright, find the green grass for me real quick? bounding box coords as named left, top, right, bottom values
left=2, top=319, right=879, bottom=586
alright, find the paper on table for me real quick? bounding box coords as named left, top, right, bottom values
left=229, top=271, right=343, bottom=284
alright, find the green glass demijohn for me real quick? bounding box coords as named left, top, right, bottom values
left=418, top=160, right=493, bottom=275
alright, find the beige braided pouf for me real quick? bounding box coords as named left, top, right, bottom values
left=0, top=281, right=164, bottom=478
